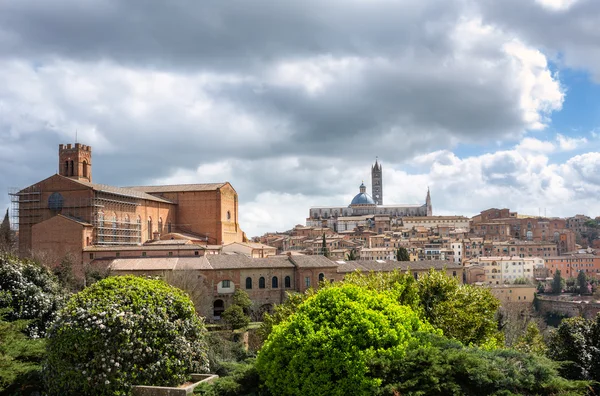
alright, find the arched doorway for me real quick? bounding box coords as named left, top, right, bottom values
left=213, top=299, right=225, bottom=318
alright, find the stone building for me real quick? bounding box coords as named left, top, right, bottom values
left=10, top=143, right=245, bottom=275
left=307, top=160, right=432, bottom=231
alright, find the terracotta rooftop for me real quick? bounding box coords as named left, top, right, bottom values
left=127, top=183, right=227, bottom=193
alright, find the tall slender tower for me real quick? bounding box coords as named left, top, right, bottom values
left=426, top=187, right=432, bottom=216
left=371, top=159, right=383, bottom=205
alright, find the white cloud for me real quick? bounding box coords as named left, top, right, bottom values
left=557, top=134, right=588, bottom=151
left=535, top=0, right=579, bottom=11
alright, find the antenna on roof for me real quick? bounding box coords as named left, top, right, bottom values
left=75, top=129, right=78, bottom=143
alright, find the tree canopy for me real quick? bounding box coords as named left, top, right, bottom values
left=256, top=284, right=437, bottom=395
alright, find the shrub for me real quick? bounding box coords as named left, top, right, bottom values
left=256, top=284, right=437, bottom=395
left=0, top=254, right=65, bottom=337
left=221, top=305, right=250, bottom=330
left=373, top=334, right=590, bottom=395
left=195, top=359, right=266, bottom=396
left=0, top=317, right=46, bottom=394
left=44, top=275, right=209, bottom=396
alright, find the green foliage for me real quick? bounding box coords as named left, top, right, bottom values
left=342, top=270, right=421, bottom=310
left=53, top=256, right=79, bottom=292
left=395, top=247, right=410, bottom=261
left=256, top=284, right=437, bottom=396
left=345, top=249, right=358, bottom=261
left=547, top=315, right=600, bottom=385
left=552, top=270, right=565, bottom=294
left=222, top=305, right=250, bottom=330
left=257, top=292, right=312, bottom=342
left=513, top=277, right=529, bottom=285
left=372, top=334, right=590, bottom=396
left=0, top=317, right=46, bottom=394
left=417, top=270, right=503, bottom=348
left=0, top=210, right=15, bottom=254
left=232, top=289, right=252, bottom=313
left=321, top=234, right=329, bottom=257
left=44, top=275, right=209, bottom=396
left=577, top=270, right=587, bottom=295
left=0, top=254, right=66, bottom=337
left=195, top=359, right=267, bottom=396
left=514, top=322, right=547, bottom=356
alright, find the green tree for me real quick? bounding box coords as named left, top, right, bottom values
left=373, top=334, right=589, bottom=396
left=417, top=270, right=503, bottom=348
left=514, top=321, right=547, bottom=356
left=547, top=315, right=600, bottom=384
left=0, top=209, right=14, bottom=253
left=321, top=234, right=329, bottom=257
left=256, top=284, right=437, bottom=395
left=44, top=276, right=209, bottom=396
left=221, top=305, right=250, bottom=330
left=552, top=270, right=565, bottom=294
left=577, top=270, right=588, bottom=295
left=54, top=255, right=78, bottom=292
left=232, top=289, right=252, bottom=314
left=395, top=247, right=410, bottom=261
left=345, top=249, right=358, bottom=261
left=257, top=292, right=312, bottom=342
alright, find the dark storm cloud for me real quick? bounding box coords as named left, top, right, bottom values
left=0, top=0, right=461, bottom=70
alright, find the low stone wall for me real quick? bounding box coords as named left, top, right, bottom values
left=537, top=297, right=600, bottom=319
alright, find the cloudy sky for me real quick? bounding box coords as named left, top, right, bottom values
left=2, top=0, right=600, bottom=237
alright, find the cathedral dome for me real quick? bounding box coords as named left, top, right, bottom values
left=350, top=182, right=376, bottom=206
left=350, top=193, right=376, bottom=205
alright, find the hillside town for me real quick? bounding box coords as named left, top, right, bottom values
left=5, top=144, right=600, bottom=321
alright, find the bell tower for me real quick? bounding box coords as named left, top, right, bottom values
left=58, top=143, right=92, bottom=183
left=371, top=159, right=383, bottom=205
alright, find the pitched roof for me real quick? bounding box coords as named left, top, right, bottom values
left=289, top=255, right=338, bottom=268
left=336, top=259, right=462, bottom=273
left=64, top=176, right=174, bottom=204
left=205, top=254, right=295, bottom=269
left=109, top=257, right=213, bottom=271
left=127, top=183, right=227, bottom=193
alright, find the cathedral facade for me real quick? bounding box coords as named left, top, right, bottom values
left=307, top=160, right=432, bottom=231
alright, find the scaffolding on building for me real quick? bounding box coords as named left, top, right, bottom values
left=9, top=187, right=143, bottom=246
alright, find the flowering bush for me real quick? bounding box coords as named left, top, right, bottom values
left=44, top=275, right=209, bottom=396
left=0, top=254, right=65, bottom=337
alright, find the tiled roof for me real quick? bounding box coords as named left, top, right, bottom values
left=127, top=183, right=227, bottom=193
left=109, top=257, right=212, bottom=271
left=67, top=177, right=174, bottom=204
left=336, top=259, right=462, bottom=273
left=289, top=255, right=338, bottom=268
left=206, top=254, right=295, bottom=269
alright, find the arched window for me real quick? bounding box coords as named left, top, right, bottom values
left=318, top=273, right=325, bottom=282
left=245, top=277, right=252, bottom=289
left=70, top=160, right=74, bottom=176
left=272, top=276, right=278, bottom=288
left=284, top=276, right=291, bottom=288
left=82, top=161, right=88, bottom=178
left=213, top=299, right=225, bottom=318
left=158, top=218, right=163, bottom=234
left=167, top=222, right=172, bottom=233
left=124, top=214, right=130, bottom=229
left=148, top=217, right=153, bottom=241
left=227, top=211, right=231, bottom=220
left=259, top=277, right=266, bottom=289
left=64, top=161, right=69, bottom=176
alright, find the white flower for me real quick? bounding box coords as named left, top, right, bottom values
left=105, top=380, right=110, bottom=385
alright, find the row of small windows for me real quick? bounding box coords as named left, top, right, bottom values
left=246, top=276, right=290, bottom=289
left=245, top=273, right=326, bottom=290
